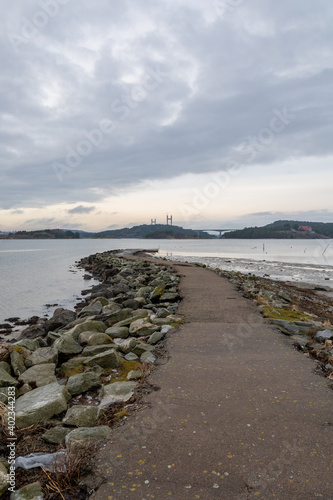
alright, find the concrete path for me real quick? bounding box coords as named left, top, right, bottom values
left=91, top=262, right=333, bottom=499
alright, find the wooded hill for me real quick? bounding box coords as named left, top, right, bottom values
left=223, top=220, right=333, bottom=239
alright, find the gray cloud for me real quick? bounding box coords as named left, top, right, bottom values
left=67, top=205, right=95, bottom=214
left=1, top=0, right=332, bottom=212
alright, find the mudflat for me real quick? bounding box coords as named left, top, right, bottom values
left=91, top=260, right=333, bottom=499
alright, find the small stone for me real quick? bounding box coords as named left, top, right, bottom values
left=140, top=352, right=156, bottom=363
left=63, top=405, right=101, bottom=427
left=99, top=381, right=137, bottom=408
left=127, top=370, right=141, bottom=380
left=124, top=353, right=139, bottom=361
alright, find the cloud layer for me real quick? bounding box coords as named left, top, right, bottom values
left=1, top=0, right=332, bottom=228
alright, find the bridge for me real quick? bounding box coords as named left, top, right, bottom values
left=200, top=229, right=238, bottom=237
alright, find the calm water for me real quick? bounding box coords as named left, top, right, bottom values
left=1, top=238, right=333, bottom=323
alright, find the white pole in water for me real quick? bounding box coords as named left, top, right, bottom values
left=322, top=244, right=329, bottom=256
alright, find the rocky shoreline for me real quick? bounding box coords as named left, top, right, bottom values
left=1, top=251, right=333, bottom=498
left=0, top=250, right=183, bottom=499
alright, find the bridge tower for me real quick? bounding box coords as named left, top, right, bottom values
left=166, top=214, right=173, bottom=225
left=151, top=219, right=156, bottom=225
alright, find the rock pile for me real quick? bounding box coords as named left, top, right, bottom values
left=0, top=251, right=182, bottom=498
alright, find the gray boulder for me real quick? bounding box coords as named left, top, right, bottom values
left=0, top=361, right=11, bottom=374
left=81, top=344, right=118, bottom=357
left=67, top=320, right=107, bottom=340
left=83, top=349, right=121, bottom=369
left=78, top=301, right=103, bottom=317
left=87, top=333, right=115, bottom=346
left=42, top=426, right=72, bottom=446
left=15, top=339, right=41, bottom=351
left=18, top=363, right=57, bottom=387
left=10, top=481, right=44, bottom=499
left=271, top=320, right=300, bottom=335
left=66, top=371, right=102, bottom=395
left=62, top=405, right=101, bottom=427
left=315, top=329, right=333, bottom=341
left=0, top=368, right=19, bottom=387
left=25, top=347, right=58, bottom=367
left=16, top=382, right=70, bottom=428
left=53, top=335, right=83, bottom=356
left=129, top=318, right=159, bottom=337
left=99, top=381, right=137, bottom=408
left=65, top=426, right=110, bottom=450
left=18, top=324, right=45, bottom=340
left=11, top=350, right=26, bottom=378
left=44, top=308, right=76, bottom=333
left=140, top=352, right=157, bottom=363
left=147, top=331, right=165, bottom=345
left=105, top=326, right=129, bottom=339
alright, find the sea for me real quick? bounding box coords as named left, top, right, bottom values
left=1, top=238, right=333, bottom=324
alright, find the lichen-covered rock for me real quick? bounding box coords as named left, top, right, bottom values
left=42, top=426, right=72, bottom=446
left=10, top=350, right=27, bottom=377
left=53, top=335, right=83, bottom=356
left=140, top=351, right=157, bottom=363
left=44, top=308, right=76, bottom=333
left=81, top=344, right=118, bottom=357
left=0, top=361, right=11, bottom=374
left=67, top=320, right=107, bottom=340
left=16, top=382, right=70, bottom=428
left=131, top=341, right=154, bottom=357
left=83, top=349, right=121, bottom=369
left=18, top=363, right=57, bottom=387
left=87, top=333, right=115, bottom=346
left=25, top=347, right=58, bottom=367
left=14, top=339, right=41, bottom=351
left=127, top=370, right=141, bottom=380
left=10, top=481, right=44, bottom=499
left=104, top=308, right=133, bottom=327
left=105, top=326, right=129, bottom=339
left=147, top=331, right=165, bottom=345
left=78, top=301, right=103, bottom=317
left=159, top=291, right=180, bottom=302
left=62, top=405, right=101, bottom=427
left=99, top=381, right=137, bottom=408
left=66, top=371, right=102, bottom=395
left=129, top=318, right=159, bottom=337
left=65, top=426, right=110, bottom=449
left=0, top=368, right=19, bottom=388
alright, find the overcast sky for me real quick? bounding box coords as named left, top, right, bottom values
left=1, top=0, right=332, bottom=231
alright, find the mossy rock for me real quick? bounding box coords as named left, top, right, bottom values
left=262, top=306, right=314, bottom=322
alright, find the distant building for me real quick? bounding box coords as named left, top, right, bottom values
left=298, top=225, right=313, bottom=232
